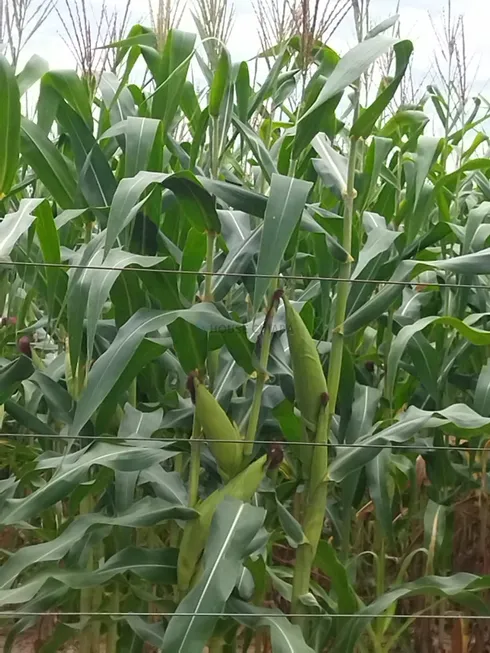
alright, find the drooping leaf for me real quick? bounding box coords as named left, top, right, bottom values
left=301, top=35, right=400, bottom=120
left=20, top=118, right=77, bottom=208
left=227, top=598, right=315, bottom=653
left=16, top=55, right=49, bottom=96
left=70, top=305, right=240, bottom=436
left=0, top=497, right=196, bottom=589
left=0, top=198, right=44, bottom=259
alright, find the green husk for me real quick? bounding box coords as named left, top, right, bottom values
left=178, top=454, right=268, bottom=590
left=283, top=296, right=328, bottom=433
left=193, top=376, right=244, bottom=479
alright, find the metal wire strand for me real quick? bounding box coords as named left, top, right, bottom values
left=2, top=259, right=490, bottom=291
left=0, top=433, right=489, bottom=451
left=0, top=611, right=487, bottom=620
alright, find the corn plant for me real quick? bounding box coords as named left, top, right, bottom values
left=2, top=8, right=490, bottom=653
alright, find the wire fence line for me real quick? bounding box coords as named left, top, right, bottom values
left=2, top=259, right=490, bottom=291
left=0, top=611, right=487, bottom=620
left=1, top=261, right=489, bottom=627
left=1, top=433, right=490, bottom=452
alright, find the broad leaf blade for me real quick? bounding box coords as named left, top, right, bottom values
left=253, top=174, right=312, bottom=311
left=162, top=498, right=266, bottom=653
left=0, top=55, right=20, bottom=196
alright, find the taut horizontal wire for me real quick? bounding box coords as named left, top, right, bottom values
left=1, top=433, right=488, bottom=451
left=0, top=611, right=485, bottom=620
left=2, top=259, right=490, bottom=291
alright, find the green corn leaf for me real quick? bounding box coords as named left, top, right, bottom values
left=312, top=132, right=348, bottom=194
left=138, top=465, right=188, bottom=506
left=227, top=598, right=315, bottom=653
left=115, top=404, right=163, bottom=514
left=253, top=174, right=312, bottom=311
left=386, top=314, right=490, bottom=402
left=95, top=338, right=167, bottom=432
left=124, top=116, right=160, bottom=177
left=20, top=118, right=77, bottom=208
left=70, top=304, right=240, bottom=436
left=29, top=370, right=73, bottom=425
left=104, top=171, right=166, bottom=256
left=163, top=498, right=266, bottom=653
left=164, top=171, right=221, bottom=234
left=42, top=70, right=93, bottom=129
left=413, top=136, right=441, bottom=206
left=0, top=198, right=44, bottom=259
left=351, top=40, right=413, bottom=139
left=56, top=100, right=117, bottom=208
left=301, top=35, right=400, bottom=120
left=168, top=318, right=208, bottom=372
left=125, top=616, right=166, bottom=649
left=34, top=201, right=63, bottom=320
left=0, top=55, right=20, bottom=197
left=0, top=547, right=179, bottom=608
left=217, top=209, right=251, bottom=249
left=209, top=47, right=231, bottom=118
left=366, top=448, right=394, bottom=543
left=84, top=250, right=165, bottom=362
left=333, top=573, right=490, bottom=653
left=212, top=225, right=263, bottom=301
left=0, top=356, right=34, bottom=404
left=0, top=497, right=196, bottom=589
left=314, top=539, right=358, bottom=613
left=232, top=116, right=277, bottom=183
left=180, top=227, right=206, bottom=304
left=474, top=360, right=490, bottom=417
left=16, top=55, right=49, bottom=96
left=330, top=403, right=490, bottom=482
left=150, top=29, right=196, bottom=130
left=98, top=71, right=136, bottom=126
left=235, top=61, right=250, bottom=123
left=0, top=443, right=181, bottom=525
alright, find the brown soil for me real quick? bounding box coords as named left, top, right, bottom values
left=0, top=632, right=77, bottom=653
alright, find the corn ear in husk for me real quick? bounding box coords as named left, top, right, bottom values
left=178, top=454, right=268, bottom=590
left=193, top=376, right=243, bottom=479
left=283, top=296, right=328, bottom=432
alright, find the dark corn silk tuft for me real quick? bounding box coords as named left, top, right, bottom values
left=1, top=317, right=16, bottom=326
left=320, top=391, right=329, bottom=406
left=263, top=287, right=284, bottom=331
left=17, top=336, right=32, bottom=358
left=267, top=441, right=284, bottom=469
left=186, top=370, right=199, bottom=404
left=365, top=361, right=375, bottom=373
left=272, top=288, right=284, bottom=303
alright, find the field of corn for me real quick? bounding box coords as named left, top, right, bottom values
left=1, top=0, right=490, bottom=650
